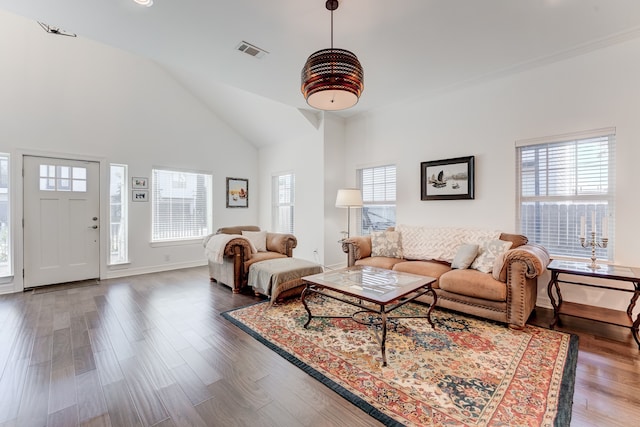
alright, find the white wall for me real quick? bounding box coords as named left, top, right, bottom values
left=345, top=37, right=640, bottom=310
left=0, top=11, right=258, bottom=293
left=257, top=113, right=325, bottom=264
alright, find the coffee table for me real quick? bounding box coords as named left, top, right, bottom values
left=301, top=265, right=437, bottom=366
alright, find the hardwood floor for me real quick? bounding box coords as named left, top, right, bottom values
left=0, top=266, right=638, bottom=426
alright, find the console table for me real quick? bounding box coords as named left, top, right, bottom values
left=547, top=259, right=640, bottom=348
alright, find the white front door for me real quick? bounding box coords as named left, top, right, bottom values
left=23, top=156, right=100, bottom=287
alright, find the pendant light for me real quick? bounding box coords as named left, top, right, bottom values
left=301, top=0, right=364, bottom=111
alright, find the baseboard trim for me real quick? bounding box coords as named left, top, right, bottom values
left=105, top=260, right=206, bottom=279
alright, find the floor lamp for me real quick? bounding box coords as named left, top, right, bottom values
left=335, top=188, right=363, bottom=239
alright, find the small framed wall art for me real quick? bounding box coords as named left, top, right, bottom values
left=226, top=177, right=248, bottom=208
left=421, top=156, right=475, bottom=200
left=132, top=190, right=148, bottom=202
left=132, top=177, right=148, bottom=189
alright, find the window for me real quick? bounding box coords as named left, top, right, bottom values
left=0, top=154, right=10, bottom=277
left=109, top=164, right=128, bottom=264
left=358, top=165, right=396, bottom=235
left=39, top=164, right=87, bottom=192
left=272, top=173, right=295, bottom=234
left=151, top=168, right=212, bottom=242
left=516, top=128, right=615, bottom=260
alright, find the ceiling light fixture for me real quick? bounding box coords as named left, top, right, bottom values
left=301, top=0, right=364, bottom=111
left=134, top=0, right=154, bottom=7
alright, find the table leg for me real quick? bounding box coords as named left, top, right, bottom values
left=630, top=282, right=640, bottom=349
left=301, top=284, right=313, bottom=329
left=425, top=287, right=437, bottom=329
left=547, top=271, right=562, bottom=328
left=380, top=305, right=388, bottom=367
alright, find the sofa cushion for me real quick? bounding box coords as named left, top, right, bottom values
left=470, top=239, right=513, bottom=273
left=355, top=256, right=405, bottom=270
left=371, top=230, right=403, bottom=258
left=242, top=230, right=267, bottom=252
left=451, top=244, right=479, bottom=269
left=396, top=225, right=501, bottom=263
left=244, top=252, right=287, bottom=270
left=392, top=261, right=452, bottom=289
left=439, top=269, right=507, bottom=302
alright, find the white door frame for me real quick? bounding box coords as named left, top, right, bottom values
left=14, top=149, right=109, bottom=292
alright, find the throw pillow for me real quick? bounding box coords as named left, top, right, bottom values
left=470, top=240, right=513, bottom=274
left=451, top=244, right=479, bottom=269
left=371, top=230, right=403, bottom=258
left=242, top=230, right=267, bottom=252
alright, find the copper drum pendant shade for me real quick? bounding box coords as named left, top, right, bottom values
left=301, top=0, right=364, bottom=111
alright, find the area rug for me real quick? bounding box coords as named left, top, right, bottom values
left=222, top=295, right=578, bottom=427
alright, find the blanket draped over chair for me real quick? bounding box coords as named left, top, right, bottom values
left=204, top=234, right=255, bottom=264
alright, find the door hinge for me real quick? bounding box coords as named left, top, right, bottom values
left=22, top=218, right=24, bottom=228
left=22, top=269, right=24, bottom=278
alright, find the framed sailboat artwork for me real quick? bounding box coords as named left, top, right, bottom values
left=421, top=156, right=475, bottom=200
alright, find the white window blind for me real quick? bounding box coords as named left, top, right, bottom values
left=272, top=173, right=295, bottom=234
left=151, top=169, right=212, bottom=242
left=516, top=130, right=615, bottom=260
left=358, top=165, right=396, bottom=235
left=109, top=164, right=128, bottom=264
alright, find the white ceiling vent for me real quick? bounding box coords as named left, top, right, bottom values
left=236, top=41, right=268, bottom=59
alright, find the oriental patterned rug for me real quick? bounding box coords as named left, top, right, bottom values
left=222, top=295, right=577, bottom=427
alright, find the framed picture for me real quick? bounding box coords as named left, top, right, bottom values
left=226, top=177, right=248, bottom=208
left=132, top=177, right=148, bottom=189
left=421, top=156, right=475, bottom=200
left=132, top=190, right=148, bottom=202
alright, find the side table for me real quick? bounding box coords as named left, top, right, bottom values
left=547, top=259, right=640, bottom=348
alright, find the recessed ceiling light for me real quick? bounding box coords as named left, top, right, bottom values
left=134, top=0, right=153, bottom=7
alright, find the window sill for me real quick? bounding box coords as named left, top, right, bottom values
left=150, top=238, right=204, bottom=248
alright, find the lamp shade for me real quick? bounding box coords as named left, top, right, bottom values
left=335, top=188, right=363, bottom=207
left=301, top=48, right=364, bottom=111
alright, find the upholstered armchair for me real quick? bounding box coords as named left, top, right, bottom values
left=203, top=225, right=297, bottom=293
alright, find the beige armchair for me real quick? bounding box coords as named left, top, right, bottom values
left=203, top=226, right=297, bottom=293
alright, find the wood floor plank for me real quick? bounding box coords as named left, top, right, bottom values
left=0, top=358, right=29, bottom=424
left=141, top=328, right=185, bottom=370
left=102, top=380, right=143, bottom=427
left=169, top=363, right=212, bottom=406
left=129, top=340, right=176, bottom=390
left=76, top=369, right=108, bottom=424
left=156, top=383, right=207, bottom=427
left=47, top=405, right=79, bottom=427
left=79, top=413, right=112, bottom=427
left=93, top=348, right=125, bottom=387
left=48, top=365, right=77, bottom=415
left=29, top=333, right=53, bottom=366
left=16, top=360, right=51, bottom=427
left=119, top=357, right=169, bottom=426
left=51, top=327, right=74, bottom=371
left=177, top=347, right=222, bottom=386
left=73, top=345, right=97, bottom=376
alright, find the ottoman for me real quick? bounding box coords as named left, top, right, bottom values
left=248, top=258, right=323, bottom=303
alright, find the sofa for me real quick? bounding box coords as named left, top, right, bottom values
left=341, top=225, right=550, bottom=329
left=203, top=225, right=297, bottom=293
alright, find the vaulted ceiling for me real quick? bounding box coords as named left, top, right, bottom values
left=2, top=0, right=640, bottom=147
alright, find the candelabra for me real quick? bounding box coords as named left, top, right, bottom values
left=580, top=232, right=608, bottom=269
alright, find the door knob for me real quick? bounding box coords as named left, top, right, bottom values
left=92, top=217, right=98, bottom=221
